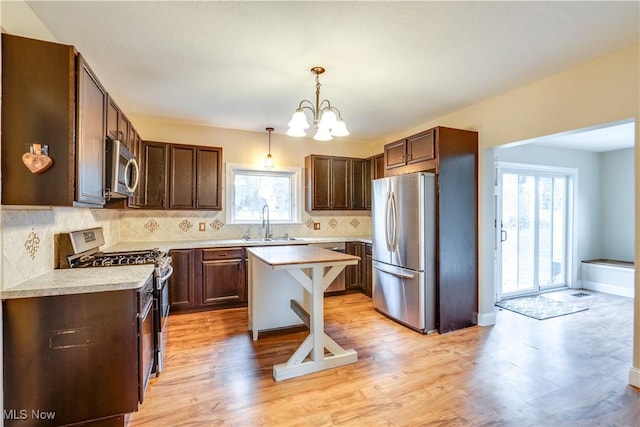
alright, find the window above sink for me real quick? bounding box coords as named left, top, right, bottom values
left=225, top=163, right=303, bottom=225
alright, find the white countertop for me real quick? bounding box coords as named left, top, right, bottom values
left=1, top=264, right=154, bottom=299
left=247, top=245, right=360, bottom=267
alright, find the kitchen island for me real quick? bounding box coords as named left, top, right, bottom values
left=247, top=245, right=359, bottom=381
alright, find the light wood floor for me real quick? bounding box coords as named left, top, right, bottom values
left=129, top=290, right=639, bottom=426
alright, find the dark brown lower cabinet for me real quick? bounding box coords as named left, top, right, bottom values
left=345, top=242, right=362, bottom=290
left=364, top=243, right=372, bottom=297
left=345, top=242, right=372, bottom=296
left=169, top=247, right=247, bottom=314
left=168, top=249, right=195, bottom=310
left=3, top=290, right=139, bottom=427
left=201, top=248, right=246, bottom=308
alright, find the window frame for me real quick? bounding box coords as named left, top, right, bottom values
left=225, top=162, right=303, bottom=225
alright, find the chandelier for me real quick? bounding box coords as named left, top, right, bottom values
left=286, top=66, right=349, bottom=141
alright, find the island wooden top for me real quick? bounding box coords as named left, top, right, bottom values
left=247, top=245, right=359, bottom=268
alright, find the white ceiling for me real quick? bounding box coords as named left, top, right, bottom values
left=6, top=1, right=640, bottom=146
left=531, top=121, right=636, bottom=153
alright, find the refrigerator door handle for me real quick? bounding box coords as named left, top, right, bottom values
left=385, top=191, right=393, bottom=251
left=389, top=191, right=398, bottom=251
left=374, top=263, right=415, bottom=279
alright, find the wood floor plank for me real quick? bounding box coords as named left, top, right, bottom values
left=129, top=290, right=639, bottom=426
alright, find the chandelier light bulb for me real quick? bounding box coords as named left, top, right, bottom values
left=318, top=110, right=337, bottom=130
left=313, top=128, right=332, bottom=141
left=288, top=110, right=310, bottom=130
left=330, top=119, right=349, bottom=137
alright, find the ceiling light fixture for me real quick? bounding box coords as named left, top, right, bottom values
left=264, top=127, right=274, bottom=168
left=287, top=66, right=349, bottom=141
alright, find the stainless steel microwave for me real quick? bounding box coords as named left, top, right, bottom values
left=105, top=138, right=139, bottom=199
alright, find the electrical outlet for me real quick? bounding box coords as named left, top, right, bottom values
left=313, top=222, right=321, bottom=230
left=199, top=222, right=206, bottom=231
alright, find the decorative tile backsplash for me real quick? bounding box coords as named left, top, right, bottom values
left=1, top=207, right=370, bottom=290
left=118, top=210, right=370, bottom=242
left=2, top=207, right=119, bottom=289
left=24, top=229, right=41, bottom=260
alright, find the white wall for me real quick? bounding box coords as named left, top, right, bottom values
left=601, top=148, right=635, bottom=261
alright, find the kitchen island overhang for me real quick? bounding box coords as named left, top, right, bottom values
left=247, top=245, right=360, bottom=381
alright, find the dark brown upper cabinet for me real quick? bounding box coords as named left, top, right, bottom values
left=141, top=141, right=169, bottom=209
left=384, top=129, right=436, bottom=175
left=305, top=154, right=378, bottom=211
left=169, top=144, right=197, bottom=209
left=1, top=34, right=106, bottom=207
left=305, top=155, right=351, bottom=211
left=351, top=158, right=371, bottom=210
left=142, top=141, right=222, bottom=210
left=372, top=153, right=385, bottom=179
left=195, top=146, right=223, bottom=209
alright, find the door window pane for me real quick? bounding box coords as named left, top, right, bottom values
left=500, top=168, right=569, bottom=296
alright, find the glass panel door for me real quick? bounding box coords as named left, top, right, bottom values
left=498, top=167, right=569, bottom=298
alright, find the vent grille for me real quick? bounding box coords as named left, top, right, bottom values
left=571, top=292, right=591, bottom=298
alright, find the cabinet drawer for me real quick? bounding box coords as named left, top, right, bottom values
left=202, top=248, right=243, bottom=261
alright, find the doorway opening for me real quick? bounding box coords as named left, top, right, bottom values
left=495, top=163, right=576, bottom=300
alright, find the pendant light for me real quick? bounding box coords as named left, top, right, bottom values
left=264, top=127, right=274, bottom=168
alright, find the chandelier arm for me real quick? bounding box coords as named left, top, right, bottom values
left=296, top=99, right=314, bottom=110
left=326, top=105, right=344, bottom=120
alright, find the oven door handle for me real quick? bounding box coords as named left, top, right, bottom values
left=157, top=265, right=174, bottom=284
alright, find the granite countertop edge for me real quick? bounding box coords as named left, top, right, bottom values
left=1, top=264, right=155, bottom=300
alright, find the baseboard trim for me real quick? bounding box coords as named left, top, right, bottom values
left=477, top=311, right=496, bottom=326
left=581, top=280, right=634, bottom=298
left=629, top=367, right=640, bottom=388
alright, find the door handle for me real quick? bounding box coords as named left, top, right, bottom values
left=501, top=230, right=507, bottom=242
left=374, top=264, right=414, bottom=279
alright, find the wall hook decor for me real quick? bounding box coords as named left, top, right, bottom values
left=22, top=143, right=53, bottom=174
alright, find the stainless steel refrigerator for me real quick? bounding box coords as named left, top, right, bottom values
left=372, top=172, right=437, bottom=333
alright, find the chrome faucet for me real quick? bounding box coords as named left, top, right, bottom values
left=262, top=204, right=272, bottom=239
